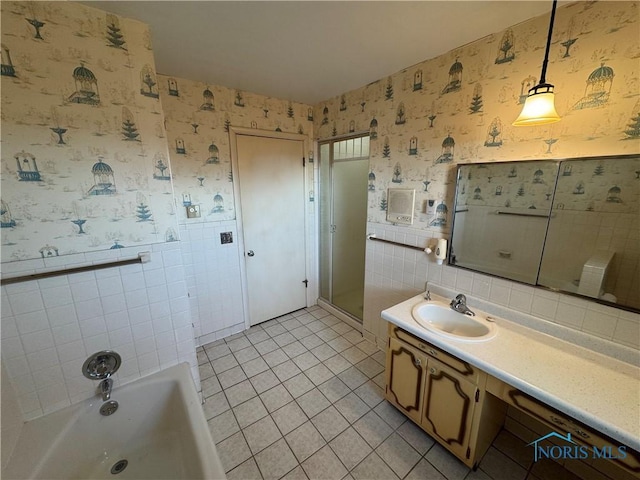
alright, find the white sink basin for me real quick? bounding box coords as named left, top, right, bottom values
left=411, top=301, right=497, bottom=342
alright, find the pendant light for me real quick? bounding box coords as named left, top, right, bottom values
left=513, top=0, right=561, bottom=126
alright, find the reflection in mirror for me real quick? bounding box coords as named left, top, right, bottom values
left=539, top=155, right=640, bottom=311
left=450, top=161, right=559, bottom=285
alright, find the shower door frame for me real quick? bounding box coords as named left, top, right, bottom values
left=318, top=131, right=370, bottom=324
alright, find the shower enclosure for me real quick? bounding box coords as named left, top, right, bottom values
left=318, top=135, right=370, bottom=321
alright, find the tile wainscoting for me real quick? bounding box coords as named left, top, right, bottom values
left=0, top=242, right=199, bottom=420
left=363, top=223, right=640, bottom=352
left=179, top=220, right=246, bottom=346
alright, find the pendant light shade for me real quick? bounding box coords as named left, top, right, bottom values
left=513, top=83, right=560, bottom=126
left=513, top=0, right=561, bottom=126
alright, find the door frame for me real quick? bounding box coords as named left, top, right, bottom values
left=229, top=127, right=315, bottom=329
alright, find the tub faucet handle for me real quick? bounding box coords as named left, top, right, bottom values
left=82, top=351, right=121, bottom=401
left=82, top=351, right=121, bottom=380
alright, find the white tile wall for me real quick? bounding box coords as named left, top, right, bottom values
left=1, top=364, right=23, bottom=469
left=362, top=222, right=640, bottom=352
left=179, top=221, right=246, bottom=346
left=539, top=211, right=639, bottom=308
left=0, top=242, right=199, bottom=421
left=363, top=223, right=435, bottom=348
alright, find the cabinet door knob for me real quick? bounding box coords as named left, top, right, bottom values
left=428, top=349, right=438, bottom=357
left=429, top=367, right=437, bottom=374
left=414, top=358, right=422, bottom=367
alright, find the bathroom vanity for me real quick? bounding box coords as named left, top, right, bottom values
left=382, top=292, right=640, bottom=478
left=386, top=323, right=505, bottom=468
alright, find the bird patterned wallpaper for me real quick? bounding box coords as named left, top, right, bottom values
left=2, top=1, right=637, bottom=263
left=1, top=1, right=177, bottom=263
left=313, top=1, right=639, bottom=232
left=157, top=75, right=314, bottom=223
left=455, top=160, right=560, bottom=211
left=552, top=156, right=639, bottom=214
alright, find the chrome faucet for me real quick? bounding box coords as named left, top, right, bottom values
left=99, top=378, right=113, bottom=401
left=450, top=294, right=475, bottom=316
left=82, top=351, right=121, bottom=402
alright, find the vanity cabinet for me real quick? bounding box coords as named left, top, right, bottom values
left=385, top=325, right=506, bottom=468
left=383, top=293, right=640, bottom=479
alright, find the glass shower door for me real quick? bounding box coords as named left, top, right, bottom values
left=319, top=136, right=369, bottom=321
left=331, top=157, right=368, bottom=319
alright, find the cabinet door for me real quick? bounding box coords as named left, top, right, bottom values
left=422, top=357, right=477, bottom=460
left=385, top=337, right=427, bottom=424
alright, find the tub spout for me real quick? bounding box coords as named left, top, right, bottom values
left=99, top=378, right=113, bottom=401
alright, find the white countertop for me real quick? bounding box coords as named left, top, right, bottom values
left=381, top=292, right=640, bottom=452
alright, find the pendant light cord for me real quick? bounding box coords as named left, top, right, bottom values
left=539, top=0, right=558, bottom=85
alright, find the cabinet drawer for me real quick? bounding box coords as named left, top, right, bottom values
left=389, top=324, right=480, bottom=383
left=503, top=388, right=640, bottom=476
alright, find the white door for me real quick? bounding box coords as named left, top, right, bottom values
left=235, top=134, right=307, bottom=325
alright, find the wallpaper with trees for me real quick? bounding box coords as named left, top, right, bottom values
left=313, top=1, right=639, bottom=233
left=1, top=1, right=178, bottom=263
left=157, top=74, right=314, bottom=224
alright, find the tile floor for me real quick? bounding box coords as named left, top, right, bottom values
left=198, top=305, right=582, bottom=480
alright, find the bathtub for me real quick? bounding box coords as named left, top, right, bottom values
left=2, top=363, right=225, bottom=480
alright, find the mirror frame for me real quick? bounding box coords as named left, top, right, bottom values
left=448, top=154, right=640, bottom=314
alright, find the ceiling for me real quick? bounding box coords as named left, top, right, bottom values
left=82, top=1, right=561, bottom=105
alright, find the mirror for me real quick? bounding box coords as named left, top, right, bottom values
left=450, top=155, right=639, bottom=312
left=538, top=155, right=640, bottom=311
left=450, top=161, right=559, bottom=284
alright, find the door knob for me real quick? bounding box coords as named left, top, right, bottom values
left=247, top=250, right=255, bottom=257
